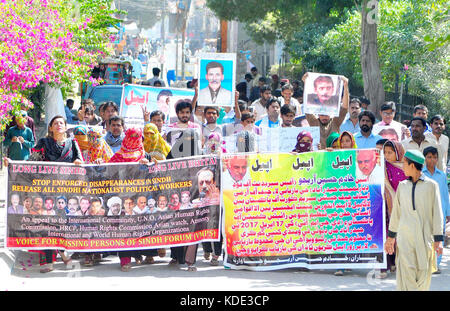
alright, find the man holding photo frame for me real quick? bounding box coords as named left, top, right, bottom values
left=303, top=72, right=343, bottom=117
left=198, top=61, right=232, bottom=106
left=302, top=72, right=349, bottom=149
left=197, top=53, right=236, bottom=108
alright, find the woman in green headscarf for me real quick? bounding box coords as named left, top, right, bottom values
left=326, top=132, right=340, bottom=149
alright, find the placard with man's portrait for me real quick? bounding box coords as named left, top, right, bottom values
left=198, top=53, right=236, bottom=108
left=303, top=72, right=344, bottom=117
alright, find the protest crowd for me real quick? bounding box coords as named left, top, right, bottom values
left=3, top=65, right=449, bottom=291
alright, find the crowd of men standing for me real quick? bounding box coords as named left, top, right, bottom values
left=2, top=65, right=449, bottom=290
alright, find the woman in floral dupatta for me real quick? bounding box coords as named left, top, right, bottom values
left=204, top=132, right=226, bottom=155
left=109, top=128, right=146, bottom=163
left=87, top=127, right=114, bottom=164
left=334, top=130, right=357, bottom=276
left=82, top=127, right=114, bottom=266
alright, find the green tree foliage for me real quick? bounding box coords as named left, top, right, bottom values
left=423, top=7, right=450, bottom=51
left=207, top=0, right=448, bottom=117
left=313, top=0, right=448, bottom=115
left=206, top=0, right=354, bottom=44
left=0, top=0, right=123, bottom=130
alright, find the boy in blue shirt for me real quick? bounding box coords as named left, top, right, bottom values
left=423, top=146, right=450, bottom=273
left=255, top=97, right=281, bottom=128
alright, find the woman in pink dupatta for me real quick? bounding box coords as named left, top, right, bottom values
left=381, top=140, right=407, bottom=277
left=384, top=141, right=407, bottom=215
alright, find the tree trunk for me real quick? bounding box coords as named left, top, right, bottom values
left=181, top=23, right=186, bottom=80
left=43, top=83, right=65, bottom=126
left=181, top=0, right=192, bottom=81
left=175, top=31, right=179, bottom=81
left=360, top=0, right=385, bottom=117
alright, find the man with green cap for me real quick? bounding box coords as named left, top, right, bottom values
left=384, top=149, right=444, bottom=291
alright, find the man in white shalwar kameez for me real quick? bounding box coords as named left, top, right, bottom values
left=384, top=150, right=444, bottom=291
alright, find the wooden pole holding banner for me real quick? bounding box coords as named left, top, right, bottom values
left=220, top=20, right=227, bottom=53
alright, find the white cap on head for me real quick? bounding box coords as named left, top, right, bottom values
left=107, top=196, right=122, bottom=208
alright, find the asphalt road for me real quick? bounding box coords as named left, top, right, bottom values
left=0, top=245, right=448, bottom=291
left=1, top=166, right=449, bottom=293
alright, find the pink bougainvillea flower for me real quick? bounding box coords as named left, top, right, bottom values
left=0, top=0, right=114, bottom=130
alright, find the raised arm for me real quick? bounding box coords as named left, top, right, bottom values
left=141, top=105, right=150, bottom=123
left=333, top=76, right=349, bottom=127
left=191, top=82, right=198, bottom=112
left=302, top=72, right=319, bottom=126
left=234, top=91, right=241, bottom=121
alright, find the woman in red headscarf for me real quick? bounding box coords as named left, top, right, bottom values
left=108, top=128, right=159, bottom=272
left=109, top=128, right=146, bottom=163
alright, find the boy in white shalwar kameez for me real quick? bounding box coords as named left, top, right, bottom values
left=384, top=150, right=444, bottom=291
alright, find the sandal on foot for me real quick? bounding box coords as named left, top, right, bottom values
left=120, top=264, right=131, bottom=272
left=157, top=248, right=166, bottom=258
left=376, top=272, right=388, bottom=279
left=135, top=255, right=143, bottom=265
left=169, top=259, right=178, bottom=266
left=93, top=253, right=102, bottom=263
left=84, top=255, right=94, bottom=266
left=210, top=256, right=219, bottom=266
left=187, top=265, right=197, bottom=272
left=334, top=270, right=344, bottom=276
left=298, top=268, right=309, bottom=272
left=203, top=252, right=211, bottom=260
left=143, top=256, right=155, bottom=264
left=433, top=269, right=442, bottom=275
left=40, top=265, right=54, bottom=273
